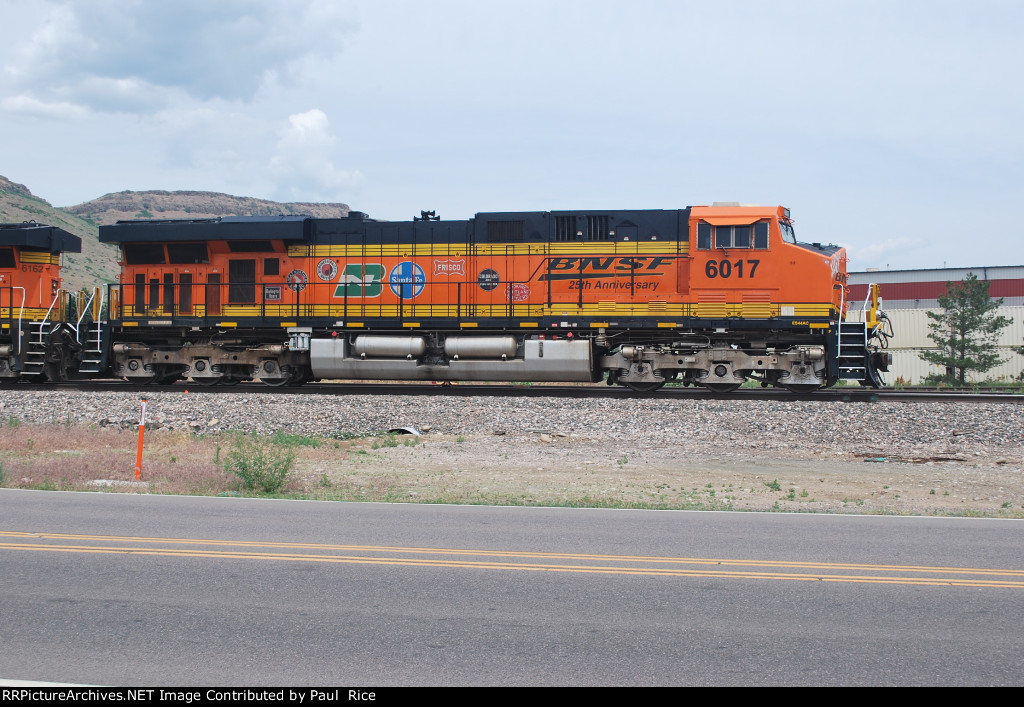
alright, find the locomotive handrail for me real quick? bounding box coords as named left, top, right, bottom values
left=75, top=287, right=99, bottom=334
left=13, top=286, right=26, bottom=354
left=41, top=290, right=64, bottom=328
left=94, top=286, right=106, bottom=321
left=836, top=281, right=847, bottom=363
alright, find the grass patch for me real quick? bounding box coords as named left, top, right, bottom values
left=223, top=433, right=297, bottom=494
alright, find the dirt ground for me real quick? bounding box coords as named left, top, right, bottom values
left=1, top=423, right=1022, bottom=517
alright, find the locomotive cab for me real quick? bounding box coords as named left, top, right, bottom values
left=0, top=222, right=82, bottom=382
left=601, top=204, right=880, bottom=392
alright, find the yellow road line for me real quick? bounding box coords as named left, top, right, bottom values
left=1, top=532, right=1022, bottom=588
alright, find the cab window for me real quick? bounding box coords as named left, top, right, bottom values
left=714, top=225, right=751, bottom=249
left=754, top=222, right=769, bottom=249
left=697, top=223, right=712, bottom=249
left=698, top=221, right=770, bottom=249
left=780, top=221, right=796, bottom=244
left=0, top=248, right=15, bottom=268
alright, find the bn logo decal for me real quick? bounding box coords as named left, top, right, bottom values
left=334, top=264, right=385, bottom=298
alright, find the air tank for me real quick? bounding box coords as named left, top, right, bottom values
left=353, top=336, right=427, bottom=358
left=444, top=336, right=518, bottom=359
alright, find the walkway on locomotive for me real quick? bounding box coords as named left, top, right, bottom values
left=101, top=207, right=847, bottom=332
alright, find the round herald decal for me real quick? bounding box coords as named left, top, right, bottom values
left=478, top=269, right=500, bottom=291
left=286, top=269, right=308, bottom=292
left=317, top=258, right=339, bottom=282
left=388, top=261, right=426, bottom=299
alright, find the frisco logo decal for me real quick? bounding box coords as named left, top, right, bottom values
left=433, top=259, right=466, bottom=277
left=389, top=261, right=426, bottom=299
left=334, top=264, right=385, bottom=298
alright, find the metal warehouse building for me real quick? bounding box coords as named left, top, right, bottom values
left=847, top=266, right=1024, bottom=384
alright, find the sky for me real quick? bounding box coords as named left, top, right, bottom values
left=1, top=0, right=1021, bottom=271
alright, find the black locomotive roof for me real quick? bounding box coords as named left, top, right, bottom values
left=0, top=222, right=82, bottom=253
left=99, top=215, right=316, bottom=244
left=97, top=209, right=694, bottom=246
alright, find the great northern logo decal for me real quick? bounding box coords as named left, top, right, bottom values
left=286, top=269, right=308, bottom=292
left=334, top=264, right=384, bottom=298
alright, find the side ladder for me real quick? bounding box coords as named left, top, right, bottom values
left=77, top=319, right=105, bottom=374
left=836, top=322, right=869, bottom=381
left=20, top=320, right=53, bottom=377
left=76, top=287, right=106, bottom=375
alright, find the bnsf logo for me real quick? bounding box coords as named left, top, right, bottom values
left=541, top=256, right=673, bottom=281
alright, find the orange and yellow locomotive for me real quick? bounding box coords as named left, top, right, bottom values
left=97, top=204, right=889, bottom=391
left=0, top=222, right=86, bottom=382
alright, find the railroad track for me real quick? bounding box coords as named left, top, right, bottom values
left=12, top=380, right=1024, bottom=403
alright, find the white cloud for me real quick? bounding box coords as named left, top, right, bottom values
left=0, top=94, right=89, bottom=120
left=268, top=109, right=363, bottom=202
left=1, top=1, right=357, bottom=114
left=847, top=237, right=926, bottom=270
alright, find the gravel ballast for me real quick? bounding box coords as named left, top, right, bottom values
left=1, top=389, right=1022, bottom=515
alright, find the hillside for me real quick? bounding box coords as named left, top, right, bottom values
left=0, top=175, right=351, bottom=291
left=63, top=189, right=349, bottom=226
left=0, top=175, right=118, bottom=292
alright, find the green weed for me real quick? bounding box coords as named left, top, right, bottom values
left=223, top=433, right=297, bottom=494
left=272, top=431, right=322, bottom=448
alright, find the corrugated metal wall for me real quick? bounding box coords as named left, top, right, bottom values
left=846, top=306, right=1024, bottom=384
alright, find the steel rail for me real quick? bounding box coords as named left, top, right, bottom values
left=8, top=380, right=1024, bottom=403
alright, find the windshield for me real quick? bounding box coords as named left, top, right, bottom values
left=779, top=221, right=796, bottom=244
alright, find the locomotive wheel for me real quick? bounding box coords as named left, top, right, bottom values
left=782, top=383, right=822, bottom=394
left=190, top=376, right=223, bottom=387
left=702, top=382, right=741, bottom=394
left=622, top=381, right=666, bottom=393
left=151, top=366, right=183, bottom=385
left=260, top=375, right=291, bottom=387
left=286, top=367, right=311, bottom=386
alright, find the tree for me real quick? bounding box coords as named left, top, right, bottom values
left=920, top=273, right=1012, bottom=385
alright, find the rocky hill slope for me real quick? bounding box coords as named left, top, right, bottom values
left=1, top=175, right=351, bottom=290
left=0, top=176, right=117, bottom=292
left=63, top=189, right=349, bottom=226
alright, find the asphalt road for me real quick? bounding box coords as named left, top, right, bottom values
left=1, top=489, right=1022, bottom=686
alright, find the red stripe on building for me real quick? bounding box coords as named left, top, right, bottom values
left=849, top=279, right=1024, bottom=302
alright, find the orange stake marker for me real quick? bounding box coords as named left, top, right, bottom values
left=135, top=398, right=147, bottom=481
